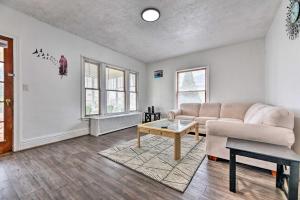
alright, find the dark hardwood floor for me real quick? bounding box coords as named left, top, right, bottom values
left=0, top=127, right=288, bottom=200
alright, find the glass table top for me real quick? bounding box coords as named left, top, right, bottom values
left=140, top=119, right=195, bottom=132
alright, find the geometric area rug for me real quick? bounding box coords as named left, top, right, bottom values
left=99, top=135, right=206, bottom=192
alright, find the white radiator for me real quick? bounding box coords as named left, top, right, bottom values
left=90, top=112, right=142, bottom=136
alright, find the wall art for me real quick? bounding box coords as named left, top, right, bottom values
left=59, top=55, right=68, bottom=77
left=154, top=70, right=163, bottom=79
left=32, top=48, right=68, bottom=78
left=286, top=0, right=300, bottom=40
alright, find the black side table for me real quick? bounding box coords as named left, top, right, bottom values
left=144, top=112, right=161, bottom=123
left=226, top=138, right=300, bottom=200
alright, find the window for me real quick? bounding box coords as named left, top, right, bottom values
left=82, top=57, right=138, bottom=117
left=84, top=62, right=100, bottom=116
left=176, top=68, right=207, bottom=107
left=106, top=67, right=125, bottom=113
left=129, top=73, right=137, bottom=111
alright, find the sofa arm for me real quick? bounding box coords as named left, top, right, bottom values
left=206, top=121, right=295, bottom=147
left=168, top=109, right=182, bottom=120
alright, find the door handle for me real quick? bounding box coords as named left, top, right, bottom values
left=5, top=99, right=11, bottom=106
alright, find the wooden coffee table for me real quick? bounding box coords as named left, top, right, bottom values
left=137, top=119, right=199, bottom=160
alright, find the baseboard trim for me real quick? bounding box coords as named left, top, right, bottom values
left=95, top=125, right=137, bottom=136
left=20, top=128, right=90, bottom=150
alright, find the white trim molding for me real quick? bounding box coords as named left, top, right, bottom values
left=20, top=128, right=90, bottom=150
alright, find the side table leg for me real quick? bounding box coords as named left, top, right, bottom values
left=137, top=128, right=141, bottom=148
left=288, top=162, right=299, bottom=200
left=276, top=164, right=284, bottom=189
left=229, top=150, right=237, bottom=193
left=174, top=135, right=181, bottom=160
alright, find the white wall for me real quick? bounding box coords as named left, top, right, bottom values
left=0, top=4, right=147, bottom=150
left=265, top=0, right=300, bottom=153
left=146, top=39, right=266, bottom=115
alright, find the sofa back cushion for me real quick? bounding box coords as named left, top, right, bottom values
left=264, top=107, right=294, bottom=129
left=220, top=103, right=252, bottom=120
left=199, top=103, right=221, bottom=118
left=245, top=103, right=294, bottom=129
left=180, top=103, right=201, bottom=116
left=244, top=103, right=267, bottom=122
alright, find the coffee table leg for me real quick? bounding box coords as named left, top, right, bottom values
left=137, top=128, right=141, bottom=148
left=288, top=161, right=299, bottom=200
left=174, top=135, right=181, bottom=160
left=195, top=124, right=199, bottom=141
left=229, top=149, right=236, bottom=193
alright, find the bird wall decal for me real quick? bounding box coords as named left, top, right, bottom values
left=32, top=49, right=38, bottom=54
left=32, top=47, right=68, bottom=78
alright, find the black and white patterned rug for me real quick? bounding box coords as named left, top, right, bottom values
left=99, top=135, right=206, bottom=192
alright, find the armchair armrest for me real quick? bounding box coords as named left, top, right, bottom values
left=168, top=109, right=182, bottom=120
left=206, top=121, right=295, bottom=147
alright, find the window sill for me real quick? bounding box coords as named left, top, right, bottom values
left=85, top=112, right=141, bottom=120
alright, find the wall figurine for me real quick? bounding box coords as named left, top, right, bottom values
left=32, top=48, right=68, bottom=78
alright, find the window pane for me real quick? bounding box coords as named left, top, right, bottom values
left=178, top=70, right=205, bottom=91
left=85, top=89, right=99, bottom=115
left=107, top=91, right=125, bottom=113
left=0, top=47, right=3, bottom=62
left=129, top=73, right=136, bottom=92
left=0, top=122, right=3, bottom=142
left=0, top=83, right=3, bottom=101
left=178, top=91, right=205, bottom=107
left=106, top=68, right=124, bottom=91
left=85, top=62, right=99, bottom=89
left=130, top=92, right=137, bottom=111
left=0, top=63, right=3, bottom=81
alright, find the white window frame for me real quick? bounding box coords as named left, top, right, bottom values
left=81, top=56, right=139, bottom=118
left=128, top=72, right=138, bottom=112
left=81, top=57, right=101, bottom=117
left=176, top=66, right=209, bottom=108
left=105, top=66, right=126, bottom=114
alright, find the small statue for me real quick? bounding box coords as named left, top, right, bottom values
left=59, top=55, right=68, bottom=77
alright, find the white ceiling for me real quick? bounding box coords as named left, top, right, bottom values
left=0, top=0, right=281, bottom=63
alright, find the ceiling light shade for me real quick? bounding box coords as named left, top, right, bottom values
left=142, top=8, right=160, bottom=22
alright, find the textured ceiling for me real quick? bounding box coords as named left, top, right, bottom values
left=0, top=0, right=281, bottom=63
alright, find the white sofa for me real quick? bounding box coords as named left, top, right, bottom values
left=168, top=103, right=295, bottom=170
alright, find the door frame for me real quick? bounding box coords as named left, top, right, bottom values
left=0, top=35, right=13, bottom=153
left=0, top=31, right=21, bottom=152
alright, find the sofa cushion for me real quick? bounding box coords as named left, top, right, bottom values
left=175, top=115, right=196, bottom=121
left=168, top=109, right=182, bottom=120
left=195, top=117, right=218, bottom=125
left=244, top=103, right=268, bottom=123
left=206, top=120, right=295, bottom=147
left=220, top=103, right=252, bottom=120
left=263, top=107, right=294, bottom=130
left=199, top=103, right=221, bottom=118
left=218, top=118, right=243, bottom=124
left=244, top=103, right=294, bottom=130
left=180, top=103, right=201, bottom=117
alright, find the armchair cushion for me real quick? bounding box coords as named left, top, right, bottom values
left=206, top=120, right=295, bottom=147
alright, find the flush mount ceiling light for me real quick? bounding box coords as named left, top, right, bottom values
left=141, top=8, right=160, bottom=22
